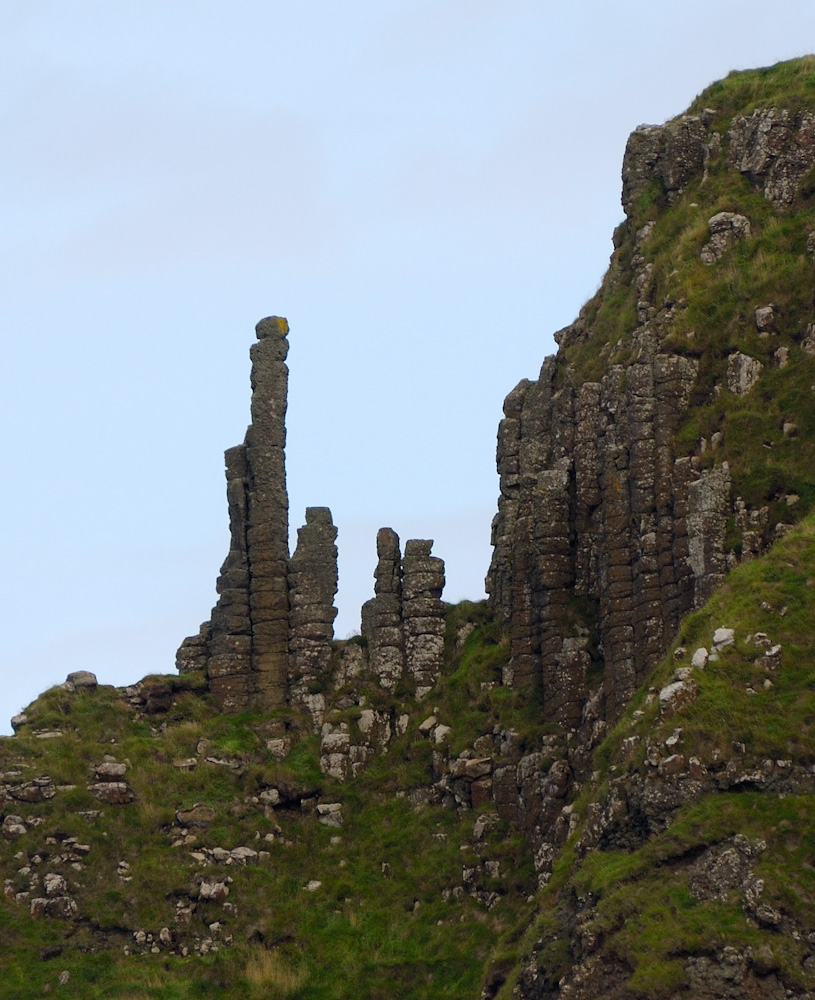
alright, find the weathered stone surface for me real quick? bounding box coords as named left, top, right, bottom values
left=288, top=507, right=338, bottom=722
left=402, top=539, right=446, bottom=694
left=487, top=329, right=712, bottom=725
left=361, top=528, right=405, bottom=691
left=176, top=803, right=216, bottom=827
left=88, top=782, right=134, bottom=805
left=700, top=212, right=751, bottom=264
left=177, top=318, right=296, bottom=712
left=621, top=113, right=711, bottom=215
left=64, top=671, right=98, bottom=692
left=729, top=107, right=815, bottom=205
left=726, top=352, right=763, bottom=395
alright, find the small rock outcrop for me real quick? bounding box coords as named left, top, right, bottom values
left=288, top=507, right=339, bottom=715
left=361, top=528, right=405, bottom=691
left=729, top=107, right=815, bottom=205
left=361, top=531, right=446, bottom=696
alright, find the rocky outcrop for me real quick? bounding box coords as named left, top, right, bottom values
left=361, top=528, right=405, bottom=691
left=487, top=334, right=704, bottom=724
left=177, top=319, right=447, bottom=717
left=361, top=531, right=446, bottom=696
left=621, top=112, right=713, bottom=213
left=177, top=317, right=291, bottom=712
left=729, top=107, right=815, bottom=205
left=288, top=507, right=338, bottom=721
left=486, top=96, right=815, bottom=731
left=402, top=539, right=446, bottom=697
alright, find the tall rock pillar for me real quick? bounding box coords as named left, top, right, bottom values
left=176, top=316, right=292, bottom=712
left=246, top=317, right=291, bottom=709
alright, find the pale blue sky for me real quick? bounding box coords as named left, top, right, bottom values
left=2, top=1, right=814, bottom=731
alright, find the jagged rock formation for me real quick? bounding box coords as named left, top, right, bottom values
left=486, top=88, right=815, bottom=732
left=402, top=539, right=446, bottom=697
left=177, top=317, right=292, bottom=712
left=288, top=506, right=338, bottom=723
left=360, top=528, right=405, bottom=691
left=360, top=531, right=446, bottom=697
left=178, top=319, right=446, bottom=716
left=486, top=338, right=707, bottom=724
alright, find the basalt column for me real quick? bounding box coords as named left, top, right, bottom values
left=402, top=540, right=446, bottom=698
left=360, top=529, right=405, bottom=691
left=245, top=317, right=291, bottom=709
left=288, top=507, right=339, bottom=709
left=176, top=316, right=291, bottom=712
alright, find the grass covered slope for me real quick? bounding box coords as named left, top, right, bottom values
left=502, top=512, right=815, bottom=999
left=0, top=612, right=541, bottom=1000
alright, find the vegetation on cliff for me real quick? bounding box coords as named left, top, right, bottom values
left=2, top=57, right=815, bottom=1000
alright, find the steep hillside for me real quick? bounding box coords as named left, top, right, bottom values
left=2, top=58, right=815, bottom=1000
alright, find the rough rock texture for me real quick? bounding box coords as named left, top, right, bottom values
left=729, top=107, right=815, bottom=205
left=177, top=318, right=447, bottom=716
left=700, top=211, right=752, bottom=264
left=288, top=507, right=339, bottom=720
left=361, top=528, right=405, bottom=691
left=487, top=333, right=704, bottom=724
left=621, top=112, right=713, bottom=214
left=485, top=99, right=815, bottom=733
left=401, top=539, right=446, bottom=697
left=176, top=318, right=292, bottom=712
left=361, top=531, right=447, bottom=695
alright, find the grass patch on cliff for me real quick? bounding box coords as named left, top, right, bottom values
left=688, top=56, right=815, bottom=120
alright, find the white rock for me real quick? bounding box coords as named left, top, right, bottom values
left=713, top=628, right=735, bottom=649
left=691, top=647, right=709, bottom=669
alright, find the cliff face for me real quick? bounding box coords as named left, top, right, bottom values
left=486, top=88, right=815, bottom=737
left=4, top=59, right=815, bottom=1000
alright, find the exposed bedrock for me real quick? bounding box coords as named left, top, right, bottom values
left=361, top=530, right=446, bottom=696
left=177, top=317, right=292, bottom=713
left=487, top=100, right=815, bottom=730
left=486, top=334, right=712, bottom=726
left=288, top=507, right=339, bottom=721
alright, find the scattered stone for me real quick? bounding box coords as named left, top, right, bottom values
left=173, top=758, right=197, bottom=771
left=94, top=761, right=127, bottom=780
left=2, top=815, right=27, bottom=839
left=691, top=647, right=708, bottom=669
left=316, top=803, right=343, bottom=828
left=266, top=738, right=292, bottom=758
left=198, top=879, right=230, bottom=902
left=88, top=782, right=134, bottom=805
left=304, top=880, right=322, bottom=892
left=658, top=680, right=698, bottom=718
left=9, top=778, right=56, bottom=803
left=712, top=628, right=735, bottom=649
left=754, top=305, right=776, bottom=333
left=700, top=212, right=751, bottom=264
left=176, top=804, right=216, bottom=827
left=230, top=847, right=259, bottom=865
left=726, top=352, right=763, bottom=395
